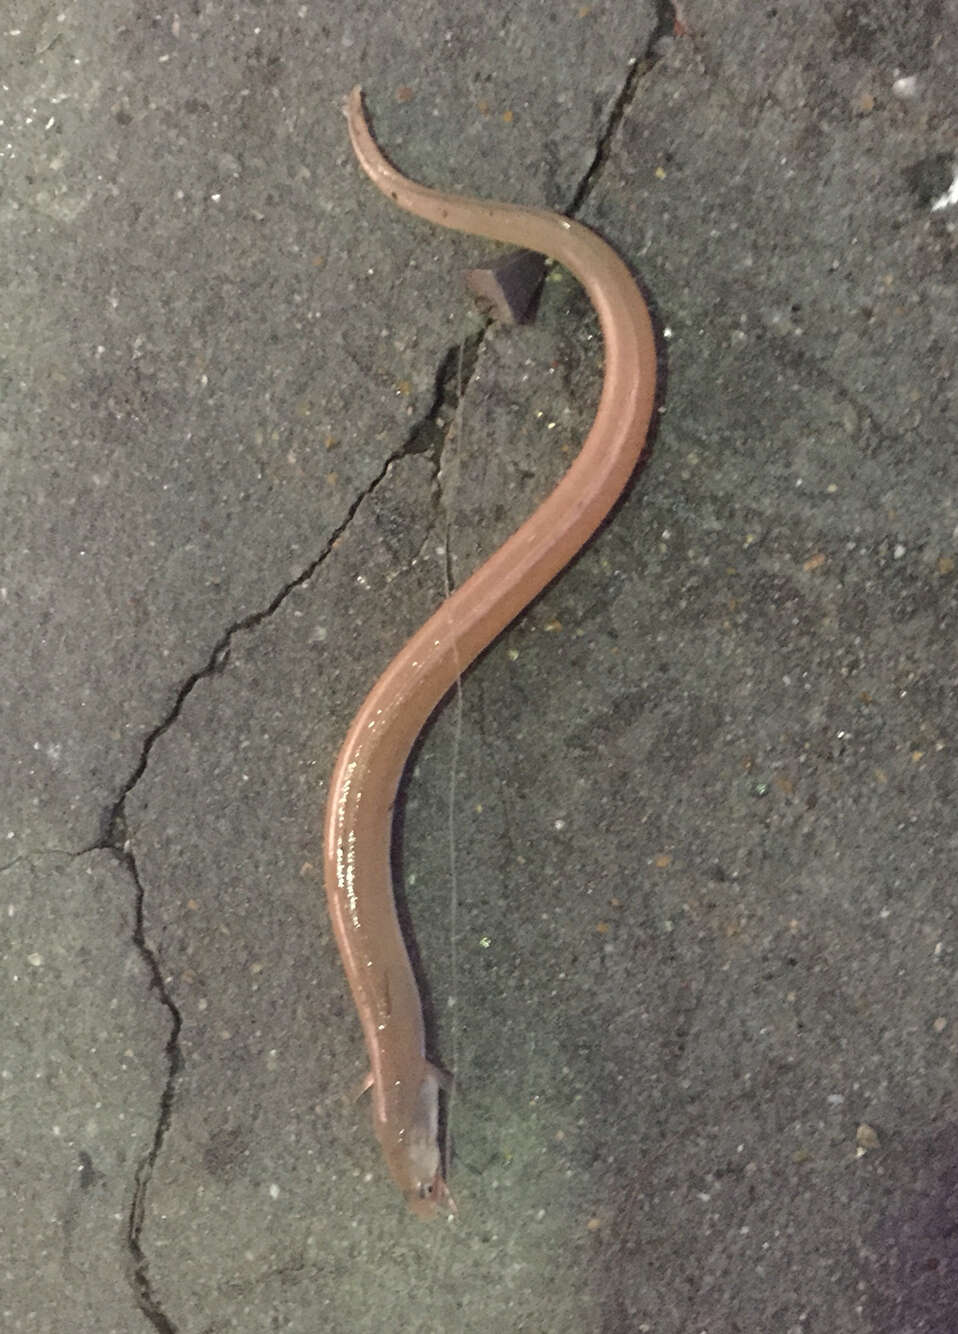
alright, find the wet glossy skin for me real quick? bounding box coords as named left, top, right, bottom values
left=323, top=86, right=657, bottom=1216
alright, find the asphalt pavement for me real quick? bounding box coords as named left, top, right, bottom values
left=2, top=2, right=956, bottom=1330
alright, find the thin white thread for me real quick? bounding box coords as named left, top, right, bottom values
left=442, top=330, right=467, bottom=1186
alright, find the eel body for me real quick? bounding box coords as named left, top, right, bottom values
left=323, top=86, right=657, bottom=1216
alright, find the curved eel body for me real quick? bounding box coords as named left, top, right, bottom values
left=324, top=86, right=657, bottom=1217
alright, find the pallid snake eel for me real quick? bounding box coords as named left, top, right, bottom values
left=323, top=86, right=657, bottom=1216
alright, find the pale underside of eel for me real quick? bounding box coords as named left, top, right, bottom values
left=323, top=85, right=657, bottom=1217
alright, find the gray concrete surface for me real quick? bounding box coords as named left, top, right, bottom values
left=2, top=1, right=956, bottom=1330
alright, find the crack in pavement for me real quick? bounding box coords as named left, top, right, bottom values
left=567, top=2, right=677, bottom=218
left=0, top=847, right=89, bottom=875
left=120, top=840, right=182, bottom=1334
left=93, top=315, right=487, bottom=1331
